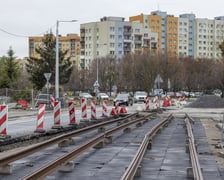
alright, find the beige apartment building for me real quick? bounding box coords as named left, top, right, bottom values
left=28, top=34, right=80, bottom=68
left=80, top=16, right=158, bottom=69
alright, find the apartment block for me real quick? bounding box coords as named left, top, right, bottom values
left=130, top=11, right=224, bottom=59
left=179, top=13, right=195, bottom=57
left=130, top=11, right=179, bottom=56
left=29, top=34, right=80, bottom=68
left=178, top=17, right=189, bottom=56
left=166, top=15, right=178, bottom=56
left=80, top=16, right=158, bottom=69
left=194, top=17, right=224, bottom=59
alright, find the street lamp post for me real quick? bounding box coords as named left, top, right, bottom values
left=93, top=43, right=107, bottom=94
left=55, top=20, right=77, bottom=100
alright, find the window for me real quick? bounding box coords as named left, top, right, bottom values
left=110, top=35, right=115, bottom=39
left=110, top=43, right=115, bottom=48
left=110, top=26, right=115, bottom=32
left=135, top=29, right=140, bottom=33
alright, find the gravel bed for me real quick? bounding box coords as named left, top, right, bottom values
left=186, top=95, right=224, bottom=108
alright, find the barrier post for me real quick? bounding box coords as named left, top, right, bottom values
left=0, top=105, right=8, bottom=136
left=146, top=97, right=150, bottom=110
left=51, top=96, right=55, bottom=108
left=52, top=101, right=63, bottom=129
left=91, top=100, right=96, bottom=120
left=68, top=102, right=76, bottom=125
left=115, top=101, right=119, bottom=113
left=35, top=104, right=46, bottom=133
left=102, top=100, right=107, bottom=117
left=81, top=98, right=87, bottom=118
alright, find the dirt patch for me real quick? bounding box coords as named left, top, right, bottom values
left=201, top=118, right=224, bottom=168
left=186, top=95, right=224, bottom=108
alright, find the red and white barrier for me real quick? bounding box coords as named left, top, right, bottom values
left=68, top=102, right=76, bottom=124
left=35, top=104, right=46, bottom=132
left=81, top=98, right=87, bottom=118
left=0, top=105, right=8, bottom=135
left=145, top=97, right=150, bottom=110
left=102, top=100, right=107, bottom=117
left=53, top=101, right=61, bottom=128
left=153, top=96, right=158, bottom=109
left=51, top=96, right=55, bottom=108
left=115, top=101, right=119, bottom=113
left=91, top=100, right=96, bottom=119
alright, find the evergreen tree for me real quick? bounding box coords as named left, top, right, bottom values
left=26, top=33, right=73, bottom=90
left=219, top=40, right=224, bottom=58
left=0, top=47, right=20, bottom=88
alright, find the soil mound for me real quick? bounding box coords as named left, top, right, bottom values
left=186, top=95, right=224, bottom=108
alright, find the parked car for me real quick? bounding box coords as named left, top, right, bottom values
left=35, top=93, right=52, bottom=108
left=113, top=93, right=133, bottom=106
left=80, top=92, right=93, bottom=100
left=167, top=92, right=175, bottom=98
left=97, top=92, right=109, bottom=100
left=134, top=91, right=147, bottom=103
left=213, top=89, right=222, bottom=97
left=175, top=92, right=185, bottom=98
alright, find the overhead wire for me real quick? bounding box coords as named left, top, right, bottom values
left=0, top=23, right=57, bottom=38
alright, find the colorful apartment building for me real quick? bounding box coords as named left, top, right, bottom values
left=130, top=11, right=179, bottom=56
left=80, top=16, right=158, bottom=69
left=28, top=34, right=80, bottom=68
left=166, top=15, right=178, bottom=56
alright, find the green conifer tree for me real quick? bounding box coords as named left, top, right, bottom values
left=26, top=33, right=73, bottom=90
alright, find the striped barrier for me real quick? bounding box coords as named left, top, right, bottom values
left=102, top=100, right=107, bottom=117
left=0, top=105, right=8, bottom=135
left=91, top=100, right=96, bottom=119
left=81, top=98, right=87, bottom=118
left=115, top=101, right=119, bottom=113
left=146, top=97, right=150, bottom=110
left=51, top=96, right=55, bottom=108
left=52, top=101, right=62, bottom=129
left=35, top=104, right=46, bottom=133
left=68, top=102, right=76, bottom=124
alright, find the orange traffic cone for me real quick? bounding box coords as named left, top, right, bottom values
left=120, top=107, right=127, bottom=114
left=110, top=108, right=117, bottom=116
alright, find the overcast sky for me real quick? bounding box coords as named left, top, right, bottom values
left=0, top=0, right=224, bottom=58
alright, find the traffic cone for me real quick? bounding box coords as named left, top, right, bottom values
left=110, top=108, right=117, bottom=116
left=120, top=107, right=127, bottom=114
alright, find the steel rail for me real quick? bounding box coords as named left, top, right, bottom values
left=121, top=114, right=173, bottom=180
left=0, top=112, right=139, bottom=167
left=21, top=113, right=156, bottom=180
left=185, top=113, right=195, bottom=124
left=185, top=114, right=204, bottom=180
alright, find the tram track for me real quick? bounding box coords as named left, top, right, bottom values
left=0, top=112, right=220, bottom=180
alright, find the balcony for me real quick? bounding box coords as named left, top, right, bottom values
left=80, top=63, right=85, bottom=68
left=123, top=47, right=131, bottom=51
left=134, top=40, right=142, bottom=44
left=80, top=55, right=85, bottom=59
left=123, top=31, right=132, bottom=35
left=124, top=39, right=132, bottom=43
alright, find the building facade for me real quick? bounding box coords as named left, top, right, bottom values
left=28, top=34, right=80, bottom=68
left=80, top=16, right=158, bottom=69
left=130, top=11, right=224, bottom=59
